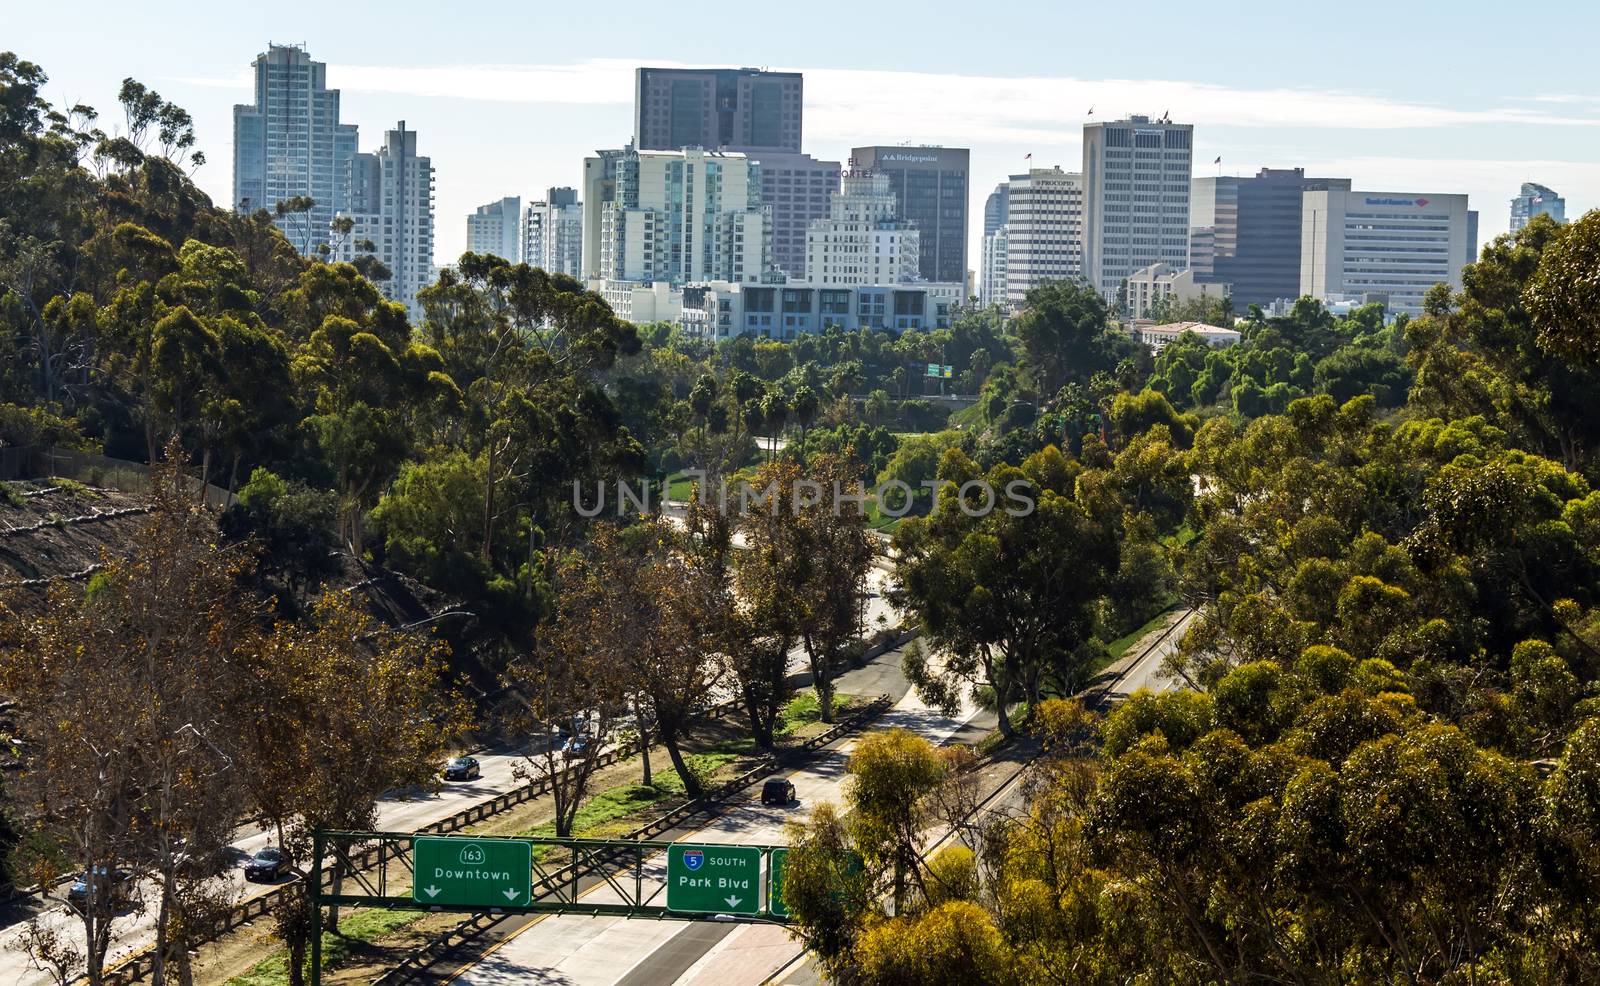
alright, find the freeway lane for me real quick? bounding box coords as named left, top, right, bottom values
left=1096, top=607, right=1196, bottom=701
left=0, top=739, right=564, bottom=986
left=0, top=564, right=903, bottom=984
left=446, top=670, right=989, bottom=986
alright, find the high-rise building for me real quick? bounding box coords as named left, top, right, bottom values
left=631, top=69, right=826, bottom=283
left=334, top=121, right=435, bottom=320
left=1190, top=168, right=1351, bottom=311
left=522, top=188, right=583, bottom=277
left=1003, top=167, right=1084, bottom=304
left=980, top=226, right=1009, bottom=308
left=979, top=180, right=1011, bottom=308
left=804, top=173, right=920, bottom=286
left=983, top=182, right=1010, bottom=238
left=752, top=152, right=839, bottom=278
left=1081, top=115, right=1193, bottom=303
left=466, top=196, right=521, bottom=262
left=634, top=67, right=803, bottom=154
left=581, top=146, right=769, bottom=287
left=1300, top=188, right=1472, bottom=317
left=848, top=146, right=970, bottom=284
left=232, top=43, right=359, bottom=255
left=1510, top=182, right=1565, bottom=232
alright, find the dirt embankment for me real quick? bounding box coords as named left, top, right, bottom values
left=0, top=480, right=153, bottom=613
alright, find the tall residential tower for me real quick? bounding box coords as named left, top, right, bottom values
left=335, top=122, right=435, bottom=320
left=232, top=43, right=358, bottom=255
left=466, top=196, right=521, bottom=262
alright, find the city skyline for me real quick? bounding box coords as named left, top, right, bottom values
left=15, top=2, right=1600, bottom=273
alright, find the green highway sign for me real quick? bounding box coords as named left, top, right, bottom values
left=667, top=843, right=762, bottom=915
left=411, top=836, right=532, bottom=909
left=769, top=847, right=790, bottom=917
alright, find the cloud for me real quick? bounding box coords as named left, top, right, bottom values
left=172, top=58, right=1600, bottom=147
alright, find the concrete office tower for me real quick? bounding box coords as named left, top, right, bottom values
left=980, top=226, right=1009, bottom=307
left=1510, top=182, right=1565, bottom=233
left=1003, top=167, right=1084, bottom=305
left=753, top=152, right=839, bottom=279
left=848, top=146, right=969, bottom=284
left=804, top=173, right=920, bottom=286
left=335, top=122, right=435, bottom=320
left=466, top=196, right=521, bottom=262
left=631, top=68, right=827, bottom=282
left=232, top=43, right=359, bottom=255
left=634, top=67, right=803, bottom=153
left=1081, top=115, right=1193, bottom=303
left=522, top=188, right=583, bottom=277
left=581, top=146, right=769, bottom=286
left=1300, top=188, right=1472, bottom=317
left=1190, top=168, right=1351, bottom=311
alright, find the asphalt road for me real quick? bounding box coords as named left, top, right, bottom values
left=0, top=738, right=578, bottom=985
left=0, top=558, right=904, bottom=984
left=445, top=652, right=991, bottom=986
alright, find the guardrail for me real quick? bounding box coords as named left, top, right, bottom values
left=1081, top=606, right=1196, bottom=708
left=96, top=696, right=743, bottom=986
left=98, top=683, right=901, bottom=986
left=374, top=693, right=895, bottom=986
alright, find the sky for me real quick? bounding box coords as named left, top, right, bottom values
left=13, top=0, right=1600, bottom=271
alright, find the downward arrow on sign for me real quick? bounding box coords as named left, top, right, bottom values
left=422, top=886, right=441, bottom=898
left=503, top=888, right=520, bottom=902
left=724, top=896, right=742, bottom=908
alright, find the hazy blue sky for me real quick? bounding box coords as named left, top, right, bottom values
left=13, top=0, right=1600, bottom=268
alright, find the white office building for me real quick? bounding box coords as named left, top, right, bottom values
left=466, top=196, right=521, bottom=262
left=680, top=280, right=961, bottom=341
left=522, top=188, right=583, bottom=277
left=1082, top=115, right=1193, bottom=303
left=1125, top=262, right=1230, bottom=320
left=804, top=173, right=919, bottom=286
left=581, top=146, right=770, bottom=287
left=1004, top=167, right=1084, bottom=304
left=1300, top=188, right=1472, bottom=317
left=333, top=121, right=435, bottom=321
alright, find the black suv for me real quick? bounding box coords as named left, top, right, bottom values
left=761, top=778, right=796, bottom=806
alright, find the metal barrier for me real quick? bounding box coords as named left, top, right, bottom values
left=373, top=693, right=893, bottom=986
left=97, top=691, right=894, bottom=986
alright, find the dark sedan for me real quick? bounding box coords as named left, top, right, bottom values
left=442, top=756, right=481, bottom=781
left=243, top=847, right=290, bottom=882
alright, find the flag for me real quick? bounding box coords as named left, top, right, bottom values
left=1024, top=153, right=1032, bottom=160
left=1214, top=156, right=1222, bottom=164
left=1087, top=106, right=1094, bottom=116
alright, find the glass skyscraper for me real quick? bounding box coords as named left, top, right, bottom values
left=1509, top=182, right=1566, bottom=232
